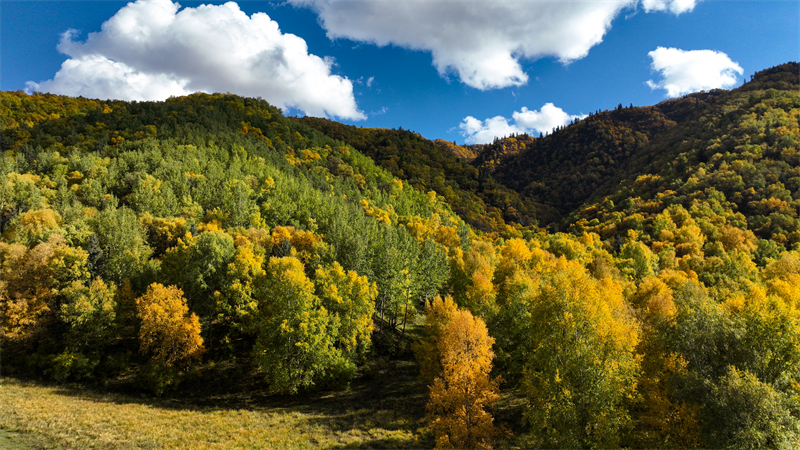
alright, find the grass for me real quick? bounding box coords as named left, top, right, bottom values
left=0, top=357, right=432, bottom=450
left=0, top=319, right=530, bottom=449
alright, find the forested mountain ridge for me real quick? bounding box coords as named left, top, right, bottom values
left=1, top=62, right=799, bottom=450
left=294, top=116, right=555, bottom=230
left=484, top=62, right=800, bottom=235
left=483, top=92, right=716, bottom=218
left=564, top=62, right=800, bottom=251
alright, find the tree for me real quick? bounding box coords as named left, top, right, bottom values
left=424, top=307, right=502, bottom=449
left=520, top=258, right=641, bottom=449
left=314, top=261, right=377, bottom=360
left=53, top=278, right=118, bottom=380
left=703, top=367, right=799, bottom=449
left=450, top=240, right=497, bottom=319
left=629, top=274, right=704, bottom=448
left=136, top=283, right=204, bottom=368
left=415, top=295, right=459, bottom=383
left=161, top=230, right=235, bottom=317
left=4, top=208, right=63, bottom=246
left=0, top=235, right=89, bottom=343
left=252, top=256, right=345, bottom=393
left=616, top=233, right=659, bottom=282
left=59, top=278, right=117, bottom=348
left=90, top=207, right=152, bottom=284
left=214, top=236, right=267, bottom=348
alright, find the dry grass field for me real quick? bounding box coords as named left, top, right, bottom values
left=0, top=358, right=434, bottom=450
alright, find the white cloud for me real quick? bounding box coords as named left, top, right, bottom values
left=460, top=103, right=586, bottom=144
left=641, top=0, right=699, bottom=15
left=460, top=116, right=525, bottom=145
left=26, top=54, right=193, bottom=101
left=290, top=0, right=696, bottom=91
left=513, top=104, right=584, bottom=136
left=27, top=0, right=364, bottom=120
left=646, top=47, right=743, bottom=97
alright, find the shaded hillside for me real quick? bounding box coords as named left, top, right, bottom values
left=295, top=117, right=556, bottom=231
left=566, top=62, right=800, bottom=252
left=485, top=63, right=799, bottom=231
left=487, top=102, right=699, bottom=218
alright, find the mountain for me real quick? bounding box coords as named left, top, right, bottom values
left=1, top=62, right=799, bottom=450
left=294, top=116, right=556, bottom=231
left=557, top=63, right=800, bottom=248
left=478, top=63, right=798, bottom=245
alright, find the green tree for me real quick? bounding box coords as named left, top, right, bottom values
left=520, top=258, right=641, bottom=448
left=252, top=256, right=344, bottom=393
left=314, top=261, right=377, bottom=360
left=161, top=230, right=235, bottom=317
left=703, top=367, right=799, bottom=449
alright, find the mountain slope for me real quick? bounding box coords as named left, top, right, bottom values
left=295, top=117, right=556, bottom=231
left=562, top=62, right=800, bottom=251
left=481, top=63, right=798, bottom=243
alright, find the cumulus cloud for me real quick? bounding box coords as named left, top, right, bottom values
left=27, top=0, right=364, bottom=120
left=290, top=0, right=695, bottom=90
left=641, top=0, right=699, bottom=15
left=460, top=103, right=586, bottom=144
left=460, top=116, right=525, bottom=146
left=646, top=47, right=743, bottom=97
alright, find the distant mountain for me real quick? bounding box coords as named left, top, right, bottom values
left=481, top=63, right=799, bottom=246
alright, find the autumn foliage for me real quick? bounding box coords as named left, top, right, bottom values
left=136, top=283, right=204, bottom=368
left=1, top=63, right=799, bottom=447
left=418, top=297, right=503, bottom=449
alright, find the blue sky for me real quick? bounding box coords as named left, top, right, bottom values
left=1, top=0, right=798, bottom=144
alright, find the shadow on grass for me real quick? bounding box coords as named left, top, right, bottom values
left=7, top=351, right=433, bottom=449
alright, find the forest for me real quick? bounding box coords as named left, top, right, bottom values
left=1, top=62, right=798, bottom=449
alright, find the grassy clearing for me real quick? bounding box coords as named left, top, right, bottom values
left=0, top=320, right=529, bottom=449
left=0, top=358, right=432, bottom=450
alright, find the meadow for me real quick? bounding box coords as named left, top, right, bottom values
left=1, top=358, right=432, bottom=449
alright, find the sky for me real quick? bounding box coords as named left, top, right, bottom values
left=1, top=0, right=798, bottom=144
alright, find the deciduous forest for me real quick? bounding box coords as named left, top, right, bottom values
left=1, top=62, right=798, bottom=449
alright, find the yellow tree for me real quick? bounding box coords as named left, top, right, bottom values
left=0, top=235, right=89, bottom=343
left=414, top=295, right=459, bottom=384
left=424, top=306, right=502, bottom=449
left=136, top=283, right=204, bottom=368
left=4, top=208, right=63, bottom=245
left=629, top=275, right=703, bottom=448
left=449, top=240, right=498, bottom=320
left=314, top=261, right=377, bottom=360
left=521, top=258, right=640, bottom=449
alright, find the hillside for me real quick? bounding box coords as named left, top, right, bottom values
left=294, top=117, right=555, bottom=230
left=2, top=62, right=799, bottom=450
left=484, top=94, right=717, bottom=218
left=562, top=63, right=800, bottom=250
left=0, top=91, right=469, bottom=394
left=484, top=63, right=800, bottom=240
